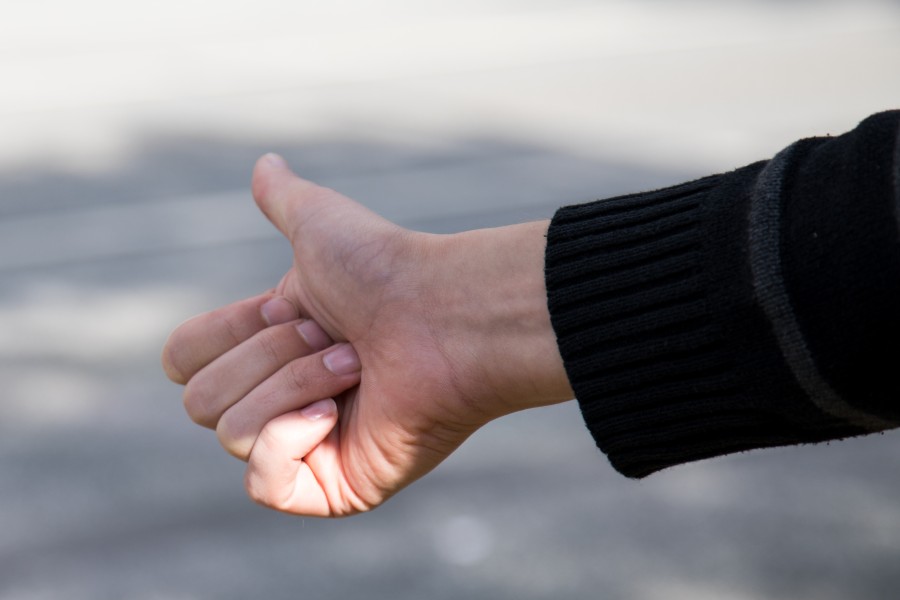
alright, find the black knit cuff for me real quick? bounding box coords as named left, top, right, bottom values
left=546, top=176, right=738, bottom=477
left=544, top=119, right=900, bottom=477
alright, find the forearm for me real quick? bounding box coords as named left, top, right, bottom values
left=546, top=110, right=900, bottom=477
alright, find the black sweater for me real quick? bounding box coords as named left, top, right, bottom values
left=545, top=111, right=900, bottom=478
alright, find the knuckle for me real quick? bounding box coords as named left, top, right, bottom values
left=244, top=471, right=290, bottom=512
left=267, top=494, right=292, bottom=513
left=216, top=414, right=250, bottom=461
left=213, top=310, right=245, bottom=349
left=182, top=376, right=215, bottom=428
left=281, top=358, right=337, bottom=401
left=244, top=477, right=275, bottom=509
left=161, top=314, right=208, bottom=384
left=252, top=328, right=285, bottom=367
left=161, top=343, right=188, bottom=385
left=284, top=359, right=317, bottom=392
left=244, top=471, right=267, bottom=505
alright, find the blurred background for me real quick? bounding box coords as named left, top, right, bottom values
left=2, top=0, right=900, bottom=598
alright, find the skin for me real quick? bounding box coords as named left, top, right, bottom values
left=162, top=153, right=574, bottom=517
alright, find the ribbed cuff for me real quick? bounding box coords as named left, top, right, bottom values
left=547, top=176, right=731, bottom=476
left=545, top=163, right=867, bottom=478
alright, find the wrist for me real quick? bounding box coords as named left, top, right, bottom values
left=422, top=221, right=574, bottom=421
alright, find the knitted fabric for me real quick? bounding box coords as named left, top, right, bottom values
left=545, top=111, right=900, bottom=477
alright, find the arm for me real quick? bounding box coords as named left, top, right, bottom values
left=548, top=110, right=900, bottom=477
left=162, top=110, right=900, bottom=516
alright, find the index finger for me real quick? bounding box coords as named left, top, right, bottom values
left=161, top=292, right=299, bottom=385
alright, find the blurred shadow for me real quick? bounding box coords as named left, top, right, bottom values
left=2, top=132, right=899, bottom=600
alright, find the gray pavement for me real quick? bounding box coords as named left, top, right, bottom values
left=3, top=1, right=900, bottom=599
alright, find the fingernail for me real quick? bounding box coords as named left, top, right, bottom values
left=265, top=153, right=288, bottom=168
left=260, top=296, right=298, bottom=326
left=296, top=319, right=332, bottom=352
left=323, top=344, right=361, bottom=375
left=300, top=398, right=336, bottom=421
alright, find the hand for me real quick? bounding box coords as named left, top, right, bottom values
left=162, top=154, right=574, bottom=517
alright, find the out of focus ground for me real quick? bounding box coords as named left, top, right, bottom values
left=2, top=1, right=900, bottom=599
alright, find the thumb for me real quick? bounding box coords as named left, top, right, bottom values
left=251, top=153, right=333, bottom=242
left=251, top=153, right=394, bottom=248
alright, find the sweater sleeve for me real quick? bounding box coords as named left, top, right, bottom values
left=545, top=111, right=900, bottom=478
